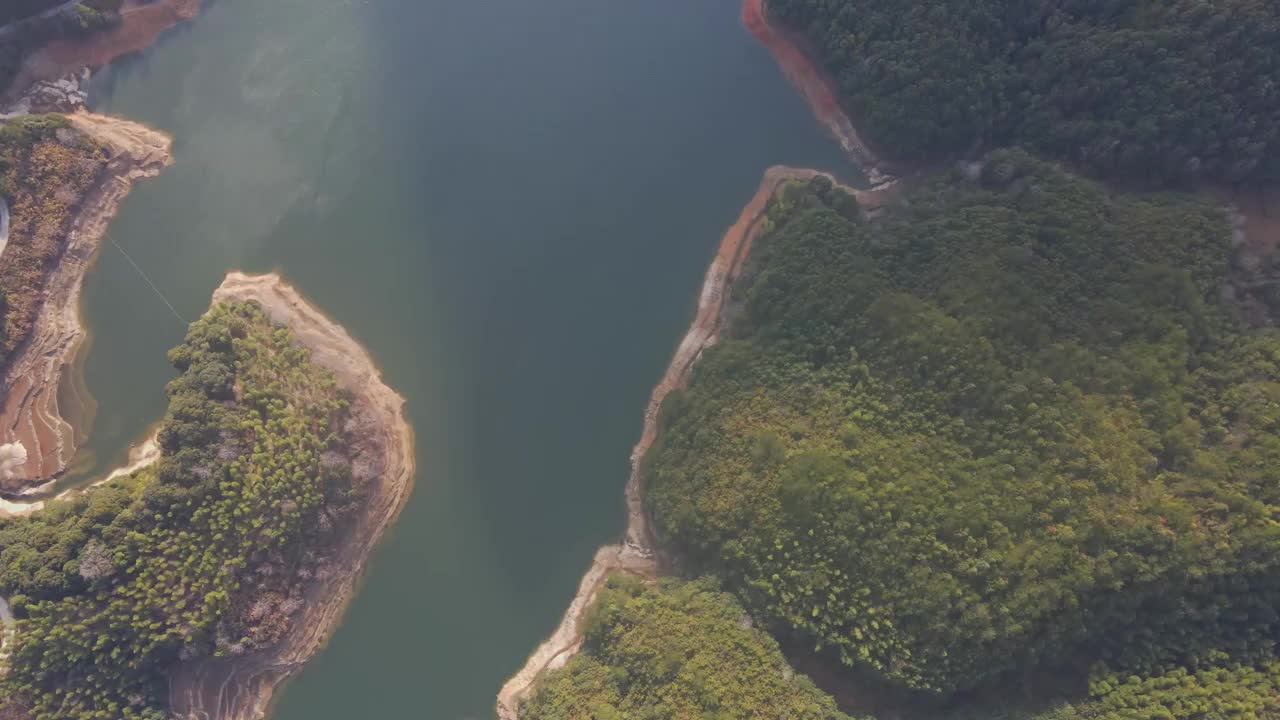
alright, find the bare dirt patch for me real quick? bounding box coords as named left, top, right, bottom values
left=495, top=166, right=883, bottom=719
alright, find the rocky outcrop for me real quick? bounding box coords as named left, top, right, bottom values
left=167, top=272, right=416, bottom=720
left=0, top=68, right=90, bottom=116
left=0, top=111, right=171, bottom=490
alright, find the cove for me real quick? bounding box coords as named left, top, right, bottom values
left=74, top=0, right=855, bottom=716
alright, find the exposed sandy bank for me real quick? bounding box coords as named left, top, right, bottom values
left=495, top=167, right=881, bottom=719
left=0, top=111, right=171, bottom=489
left=167, top=271, right=416, bottom=720
left=94, top=428, right=160, bottom=486
left=0, top=197, right=10, bottom=257
left=742, top=0, right=895, bottom=188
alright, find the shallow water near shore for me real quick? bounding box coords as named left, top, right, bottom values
left=73, top=0, right=855, bottom=716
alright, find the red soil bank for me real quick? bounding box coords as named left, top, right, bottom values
left=13, top=0, right=201, bottom=93
left=742, top=0, right=893, bottom=186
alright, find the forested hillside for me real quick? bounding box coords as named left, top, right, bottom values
left=521, top=581, right=1280, bottom=720
left=766, top=0, right=1280, bottom=185
left=522, top=574, right=852, bottom=720
left=0, top=0, right=69, bottom=26
left=643, top=151, right=1280, bottom=706
left=0, top=115, right=106, bottom=371
left=0, top=301, right=367, bottom=719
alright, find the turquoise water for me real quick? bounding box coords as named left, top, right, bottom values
left=77, top=0, right=855, bottom=716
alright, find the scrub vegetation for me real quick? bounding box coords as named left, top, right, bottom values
left=0, top=115, right=105, bottom=371
left=766, top=0, right=1280, bottom=185
left=522, top=574, right=852, bottom=720
left=0, top=301, right=369, bottom=719
left=631, top=152, right=1280, bottom=715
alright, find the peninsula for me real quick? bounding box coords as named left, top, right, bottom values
left=0, top=272, right=414, bottom=720
left=502, top=0, right=1280, bottom=718
left=0, top=3, right=418, bottom=717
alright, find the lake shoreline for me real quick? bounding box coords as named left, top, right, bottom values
left=0, top=0, right=206, bottom=493
left=742, top=0, right=897, bottom=188
left=4, top=0, right=203, bottom=104
left=2, top=272, right=416, bottom=719
left=166, top=271, right=417, bottom=720
left=0, top=111, right=171, bottom=494
left=494, top=166, right=883, bottom=719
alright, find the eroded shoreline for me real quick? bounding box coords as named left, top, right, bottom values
left=0, top=111, right=172, bottom=492
left=165, top=272, right=417, bottom=720
left=5, top=0, right=203, bottom=104
left=742, top=0, right=895, bottom=188
left=1, top=272, right=416, bottom=718
left=494, top=166, right=879, bottom=719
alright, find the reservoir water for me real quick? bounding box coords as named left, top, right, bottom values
left=77, top=0, right=855, bottom=716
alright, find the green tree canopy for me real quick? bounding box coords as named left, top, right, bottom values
left=766, top=0, right=1280, bottom=185
left=645, top=152, right=1280, bottom=696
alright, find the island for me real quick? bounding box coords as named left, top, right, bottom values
left=0, top=272, right=413, bottom=720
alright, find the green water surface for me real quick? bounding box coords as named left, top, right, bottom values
left=76, top=0, right=855, bottom=716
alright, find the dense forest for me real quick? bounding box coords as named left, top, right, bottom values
left=638, top=152, right=1280, bottom=713
left=522, top=574, right=852, bottom=720
left=522, top=576, right=1280, bottom=719
left=0, top=115, right=106, bottom=371
left=0, top=301, right=365, bottom=719
left=765, top=0, right=1280, bottom=186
